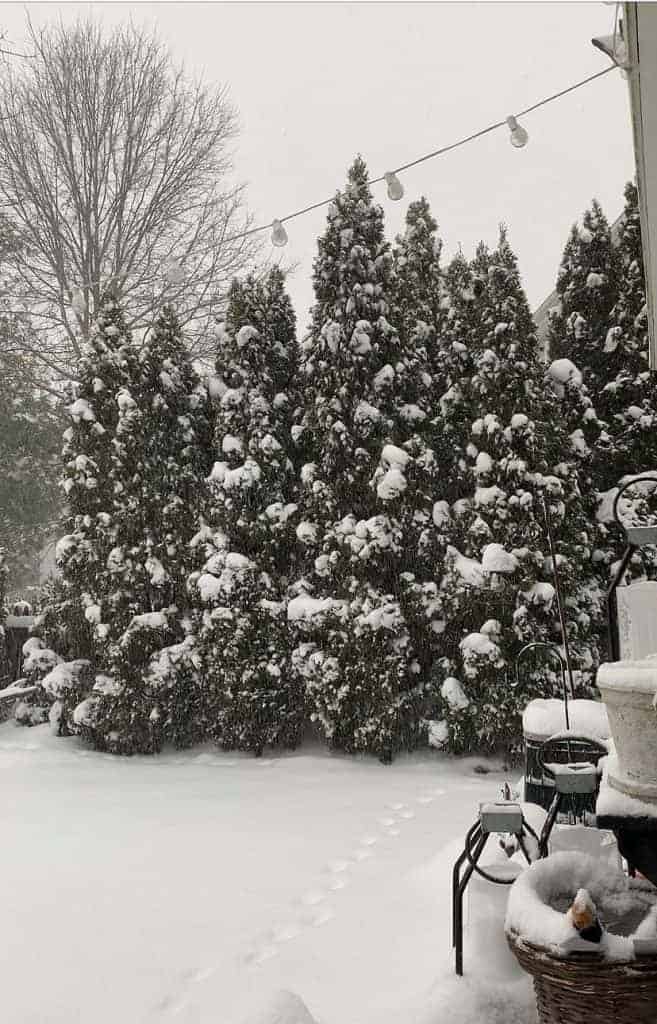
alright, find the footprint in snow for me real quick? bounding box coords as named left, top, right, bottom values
left=359, top=835, right=378, bottom=847
left=386, top=827, right=401, bottom=837
left=352, top=847, right=373, bottom=862
left=192, top=966, right=217, bottom=983
left=327, top=858, right=351, bottom=874
left=388, top=802, right=405, bottom=811
left=251, top=946, right=278, bottom=965
left=416, top=795, right=434, bottom=805
left=273, top=922, right=303, bottom=942
left=399, top=809, right=415, bottom=820
left=328, top=876, right=347, bottom=891
left=301, top=889, right=328, bottom=906
left=309, top=906, right=335, bottom=927
left=378, top=816, right=396, bottom=827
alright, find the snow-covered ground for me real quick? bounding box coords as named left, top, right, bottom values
left=0, top=722, right=536, bottom=1024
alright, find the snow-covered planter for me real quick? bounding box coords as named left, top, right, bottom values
left=597, top=655, right=657, bottom=802
left=506, top=852, right=657, bottom=1024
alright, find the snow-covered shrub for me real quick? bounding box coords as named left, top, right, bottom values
left=41, top=658, right=94, bottom=736
left=76, top=610, right=179, bottom=755
left=146, top=636, right=204, bottom=750
left=291, top=586, right=429, bottom=763
left=193, top=549, right=305, bottom=756
left=425, top=232, right=602, bottom=756
left=13, top=636, right=62, bottom=727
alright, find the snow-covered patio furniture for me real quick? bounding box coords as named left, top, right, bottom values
left=452, top=801, right=539, bottom=975
left=523, top=698, right=610, bottom=815
left=506, top=852, right=657, bottom=1024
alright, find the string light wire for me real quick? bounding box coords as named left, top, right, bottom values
left=230, top=63, right=619, bottom=248
left=25, top=61, right=619, bottom=295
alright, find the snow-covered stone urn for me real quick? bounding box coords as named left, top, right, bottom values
left=597, top=655, right=657, bottom=802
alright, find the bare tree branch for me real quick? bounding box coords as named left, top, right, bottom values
left=0, top=17, right=260, bottom=384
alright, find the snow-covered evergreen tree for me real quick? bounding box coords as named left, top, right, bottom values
left=547, top=200, right=620, bottom=384
left=594, top=183, right=657, bottom=487
left=429, top=231, right=603, bottom=755
left=193, top=270, right=305, bottom=754
left=392, top=197, right=445, bottom=349
left=209, top=271, right=299, bottom=580
left=42, top=294, right=142, bottom=665
left=76, top=305, right=214, bottom=752
left=291, top=157, right=437, bottom=761
left=191, top=543, right=305, bottom=755
left=33, top=298, right=215, bottom=752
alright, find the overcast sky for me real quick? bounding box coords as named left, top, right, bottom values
left=2, top=2, right=636, bottom=330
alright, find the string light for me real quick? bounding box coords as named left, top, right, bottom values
left=506, top=115, right=529, bottom=149
left=384, top=171, right=404, bottom=201
left=55, top=63, right=618, bottom=284
left=271, top=219, right=289, bottom=247
left=218, top=64, right=616, bottom=251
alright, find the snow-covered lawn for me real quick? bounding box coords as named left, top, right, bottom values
left=1, top=723, right=535, bottom=1024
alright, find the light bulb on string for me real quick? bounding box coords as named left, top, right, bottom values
left=271, top=219, right=288, bottom=247
left=384, top=171, right=404, bottom=201
left=506, top=115, right=528, bottom=149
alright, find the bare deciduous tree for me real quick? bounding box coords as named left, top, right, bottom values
left=0, top=17, right=259, bottom=383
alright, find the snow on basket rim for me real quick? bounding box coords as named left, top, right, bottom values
left=505, top=851, right=644, bottom=960
left=522, top=698, right=610, bottom=741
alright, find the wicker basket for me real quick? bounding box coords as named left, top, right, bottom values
left=507, top=929, right=657, bottom=1024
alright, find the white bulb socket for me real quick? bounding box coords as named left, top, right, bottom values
left=271, top=219, right=288, bottom=247
left=506, top=115, right=528, bottom=149
left=384, top=171, right=404, bottom=201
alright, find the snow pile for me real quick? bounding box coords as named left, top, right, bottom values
left=506, top=851, right=647, bottom=960
left=196, top=551, right=254, bottom=602
left=427, top=719, right=448, bottom=748
left=447, top=546, right=485, bottom=588
left=350, top=321, right=372, bottom=354
left=69, top=397, right=96, bottom=422
left=432, top=501, right=450, bottom=528
left=210, top=458, right=262, bottom=490
left=332, top=514, right=400, bottom=561
left=547, top=358, right=582, bottom=397
left=460, top=632, right=504, bottom=677
left=520, top=582, right=555, bottom=608
left=597, top=752, right=657, bottom=820
left=41, top=660, right=91, bottom=698
left=441, top=676, right=469, bottom=710
left=375, top=444, right=410, bottom=502
left=239, top=990, right=319, bottom=1024
left=146, top=637, right=201, bottom=691
left=22, top=637, right=61, bottom=677
left=287, top=594, right=337, bottom=622
left=522, top=698, right=609, bottom=740
left=296, top=521, right=318, bottom=544
left=354, top=400, right=381, bottom=429
left=596, top=472, right=657, bottom=524
left=481, top=543, right=518, bottom=575
left=373, top=364, right=394, bottom=390
left=414, top=974, right=535, bottom=1024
